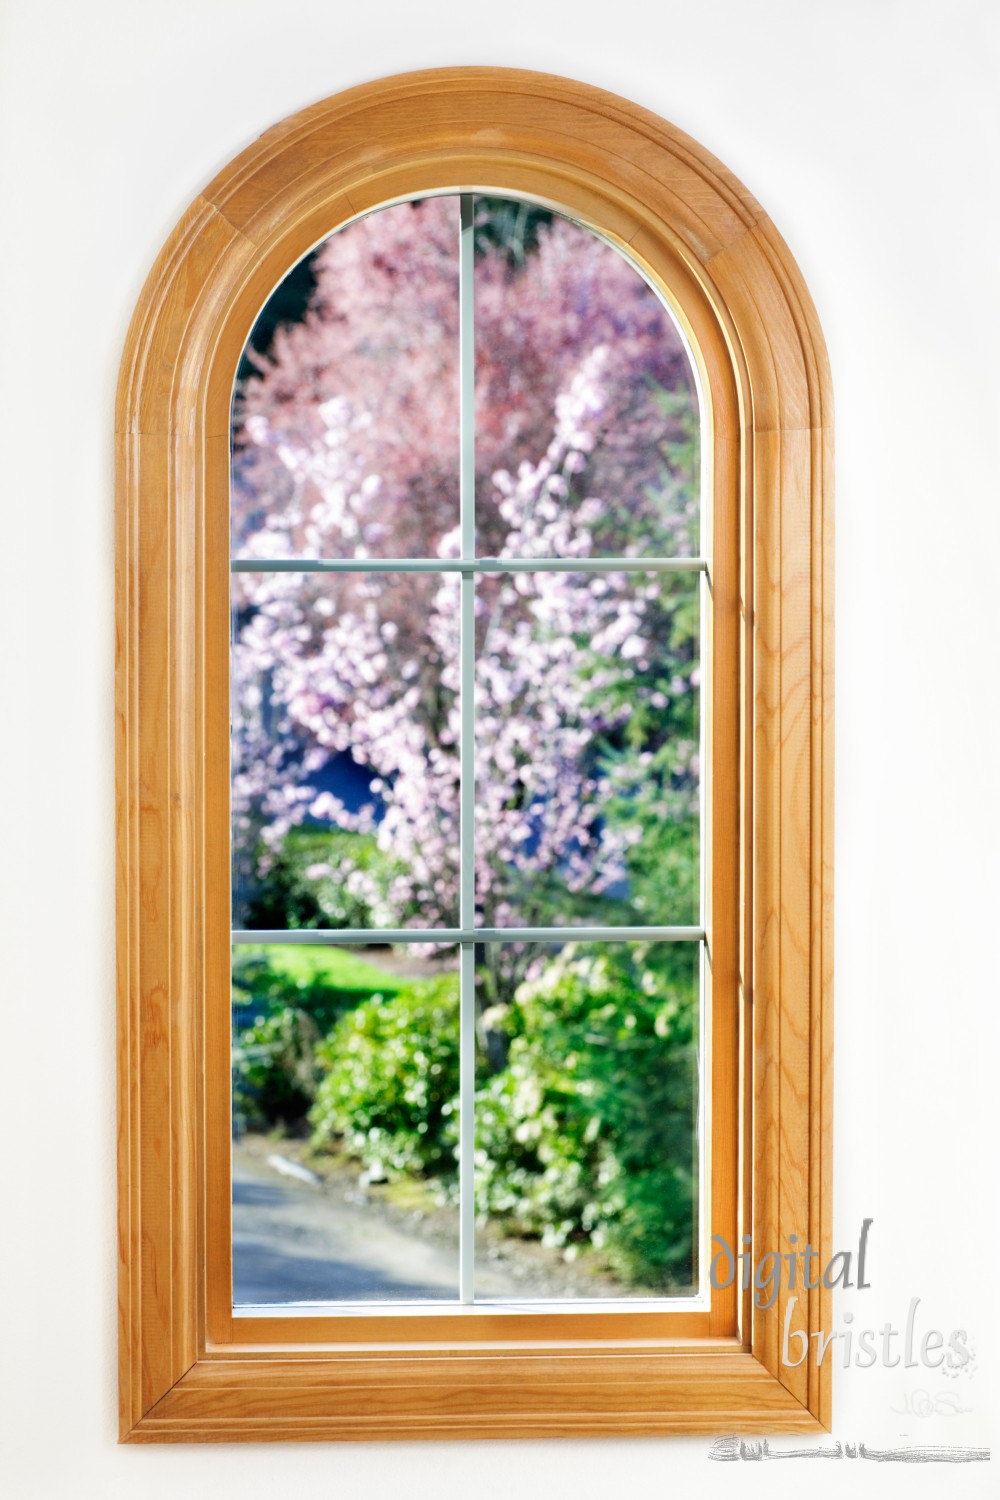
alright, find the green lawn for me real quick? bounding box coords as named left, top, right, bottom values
left=233, top=943, right=407, bottom=996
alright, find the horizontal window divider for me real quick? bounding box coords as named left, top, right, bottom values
left=230, top=556, right=708, bottom=575
left=231, top=925, right=706, bottom=945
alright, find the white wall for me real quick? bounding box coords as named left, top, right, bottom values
left=1, top=1, right=997, bottom=1495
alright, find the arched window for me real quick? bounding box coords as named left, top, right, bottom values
left=117, top=69, right=833, bottom=1440
left=229, top=193, right=707, bottom=1309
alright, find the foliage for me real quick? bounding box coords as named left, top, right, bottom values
left=232, top=1005, right=323, bottom=1129
left=472, top=195, right=551, bottom=267
left=238, top=825, right=407, bottom=931
left=296, top=943, right=697, bottom=1287
left=309, top=975, right=461, bottom=1179
left=472, top=944, right=698, bottom=1288
left=231, top=944, right=405, bottom=1127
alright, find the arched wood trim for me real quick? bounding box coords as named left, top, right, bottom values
left=116, top=67, right=833, bottom=1441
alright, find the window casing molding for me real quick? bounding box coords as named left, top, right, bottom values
left=116, top=67, right=833, bottom=1441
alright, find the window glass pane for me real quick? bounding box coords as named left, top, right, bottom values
left=232, top=197, right=461, bottom=561
left=472, top=196, right=700, bottom=559
left=231, top=571, right=460, bottom=931
left=232, top=942, right=460, bottom=1305
left=474, top=570, right=700, bottom=929
left=473, top=940, right=700, bottom=1299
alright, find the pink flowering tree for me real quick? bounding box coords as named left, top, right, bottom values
left=231, top=198, right=700, bottom=1001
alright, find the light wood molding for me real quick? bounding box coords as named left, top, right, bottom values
left=116, top=67, right=833, bottom=1442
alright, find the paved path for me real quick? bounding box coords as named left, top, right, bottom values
left=233, top=1146, right=460, bottom=1304
left=232, top=1139, right=646, bottom=1304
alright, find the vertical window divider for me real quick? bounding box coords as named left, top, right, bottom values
left=458, top=193, right=476, bottom=1305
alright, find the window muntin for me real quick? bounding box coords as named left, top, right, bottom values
left=229, top=193, right=706, bottom=1309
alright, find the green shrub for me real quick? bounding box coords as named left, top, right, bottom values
left=472, top=943, right=699, bottom=1288
left=231, top=945, right=406, bottom=1129
left=232, top=1006, right=322, bottom=1128
left=240, top=826, right=406, bottom=931
left=301, top=942, right=698, bottom=1287
left=303, top=947, right=697, bottom=1288
left=309, top=974, right=460, bottom=1179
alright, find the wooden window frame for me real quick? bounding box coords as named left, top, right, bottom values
left=116, top=67, right=833, bottom=1442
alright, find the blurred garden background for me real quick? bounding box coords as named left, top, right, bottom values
left=229, top=197, right=703, bottom=1301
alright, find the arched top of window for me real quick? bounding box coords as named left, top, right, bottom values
left=230, top=194, right=702, bottom=562
left=118, top=68, right=831, bottom=441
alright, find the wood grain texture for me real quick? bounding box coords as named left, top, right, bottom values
left=130, top=1350, right=820, bottom=1443
left=116, top=66, right=833, bottom=1442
